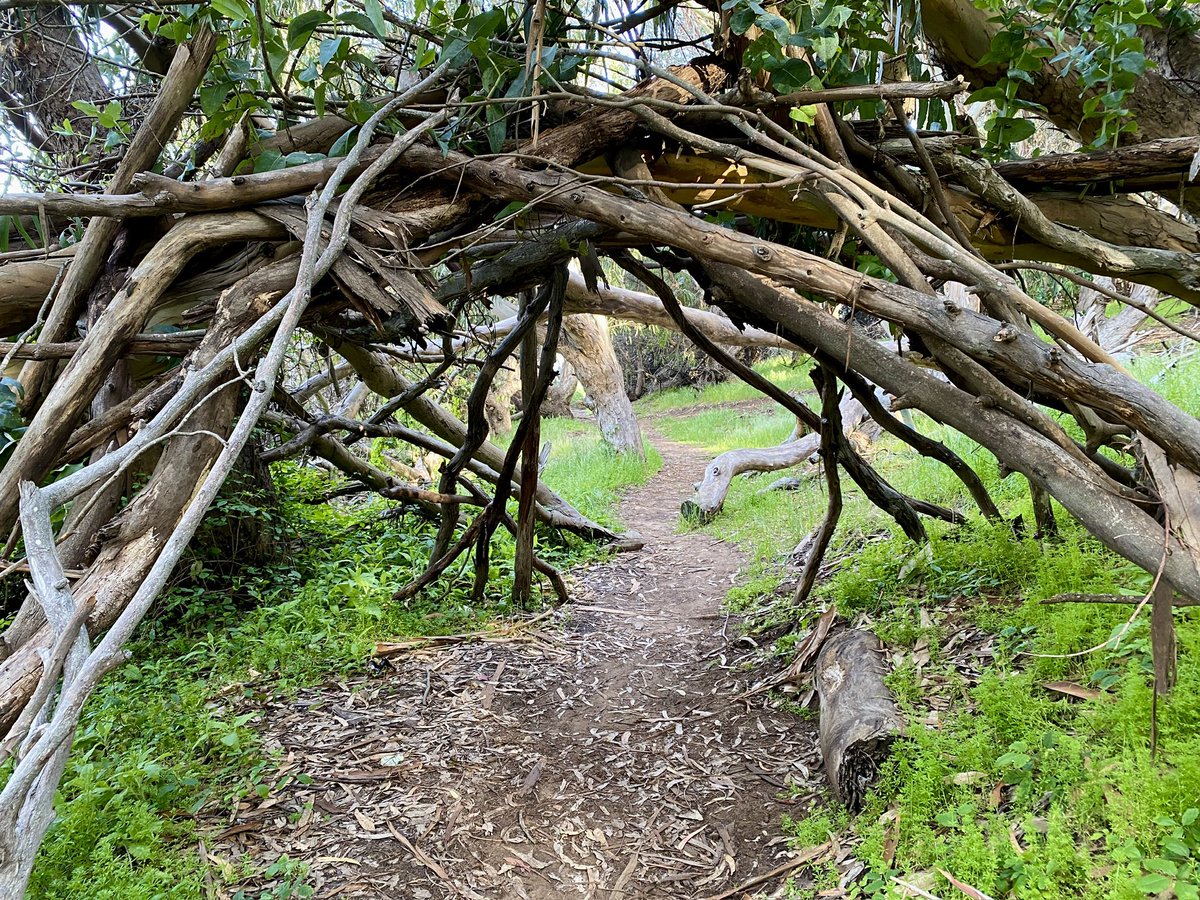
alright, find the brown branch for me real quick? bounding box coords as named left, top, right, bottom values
left=763, top=77, right=967, bottom=108
left=0, top=331, right=205, bottom=360
left=794, top=368, right=844, bottom=606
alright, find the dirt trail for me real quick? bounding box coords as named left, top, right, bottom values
left=209, top=431, right=820, bottom=899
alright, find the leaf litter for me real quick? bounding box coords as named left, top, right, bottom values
left=203, top=435, right=829, bottom=898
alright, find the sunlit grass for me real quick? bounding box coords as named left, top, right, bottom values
left=654, top=404, right=798, bottom=455
left=634, top=354, right=812, bottom=413
left=536, top=416, right=662, bottom=530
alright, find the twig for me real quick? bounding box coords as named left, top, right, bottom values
left=699, top=842, right=831, bottom=900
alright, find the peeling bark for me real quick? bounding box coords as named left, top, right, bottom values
left=560, top=314, right=644, bottom=458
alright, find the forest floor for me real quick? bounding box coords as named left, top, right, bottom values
left=206, top=430, right=824, bottom=899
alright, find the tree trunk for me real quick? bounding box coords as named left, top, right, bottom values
left=0, top=7, right=107, bottom=155
left=559, top=314, right=644, bottom=457
left=815, top=629, right=905, bottom=810
left=542, top=357, right=578, bottom=418
left=484, top=356, right=520, bottom=436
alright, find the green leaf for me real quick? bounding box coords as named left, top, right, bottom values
left=1177, top=881, right=1199, bottom=900
left=318, top=36, right=345, bottom=70
left=467, top=7, right=504, bottom=39
left=789, top=104, right=818, bottom=125
left=819, top=5, right=852, bottom=28
left=199, top=83, right=229, bottom=117
left=1145, top=858, right=1179, bottom=877
left=329, top=127, right=358, bottom=158
left=756, top=13, right=791, bottom=44
left=252, top=149, right=286, bottom=173
left=996, top=750, right=1032, bottom=768
left=287, top=10, right=329, bottom=50
left=71, top=99, right=101, bottom=118
left=365, top=0, right=387, bottom=38
left=209, top=0, right=252, bottom=23
left=1135, top=873, right=1171, bottom=893
left=990, top=115, right=1036, bottom=145
left=339, top=10, right=381, bottom=36
left=770, top=58, right=813, bottom=94
left=966, top=85, right=1007, bottom=103
left=283, top=151, right=326, bottom=166
left=344, top=99, right=377, bottom=124
left=811, top=34, right=838, bottom=61
left=1183, top=809, right=1198, bottom=827
left=485, top=101, right=508, bottom=152
left=730, top=5, right=756, bottom=34
left=1163, top=838, right=1192, bottom=860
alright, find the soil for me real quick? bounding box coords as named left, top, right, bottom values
left=207, top=431, right=822, bottom=899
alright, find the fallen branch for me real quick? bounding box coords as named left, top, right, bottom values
left=815, top=629, right=905, bottom=810
left=698, top=841, right=832, bottom=900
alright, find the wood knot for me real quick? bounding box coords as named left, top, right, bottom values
left=993, top=323, right=1019, bottom=343
left=753, top=245, right=772, bottom=261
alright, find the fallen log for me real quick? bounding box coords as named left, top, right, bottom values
left=815, top=629, right=905, bottom=810
left=681, top=395, right=870, bottom=522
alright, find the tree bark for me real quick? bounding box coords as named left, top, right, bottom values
left=484, top=356, right=520, bottom=436
left=542, top=357, right=578, bottom=419
left=0, top=6, right=107, bottom=155
left=815, top=629, right=905, bottom=810
left=559, top=314, right=644, bottom=458
left=683, top=395, right=870, bottom=522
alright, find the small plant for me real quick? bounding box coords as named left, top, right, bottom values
left=1121, top=809, right=1200, bottom=899
left=233, top=854, right=314, bottom=900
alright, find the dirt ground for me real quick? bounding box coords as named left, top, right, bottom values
left=207, top=432, right=824, bottom=899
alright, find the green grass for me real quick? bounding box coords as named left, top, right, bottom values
left=650, top=355, right=1200, bottom=900
left=634, top=354, right=812, bottom=414
left=23, top=417, right=659, bottom=899
left=655, top=404, right=799, bottom=455
left=531, top=416, right=662, bottom=530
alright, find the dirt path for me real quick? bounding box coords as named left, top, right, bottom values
left=209, top=432, right=820, bottom=899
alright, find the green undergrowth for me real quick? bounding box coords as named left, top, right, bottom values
left=497, top=415, right=662, bottom=530
left=655, top=353, right=1200, bottom=900
left=809, top=521, right=1200, bottom=900
left=23, top=420, right=658, bottom=899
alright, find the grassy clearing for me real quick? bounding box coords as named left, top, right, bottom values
left=654, top=404, right=799, bottom=455
left=634, top=354, right=812, bottom=414
left=22, top=418, right=658, bottom=899
left=502, top=415, right=662, bottom=530
left=656, top=354, right=1200, bottom=900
